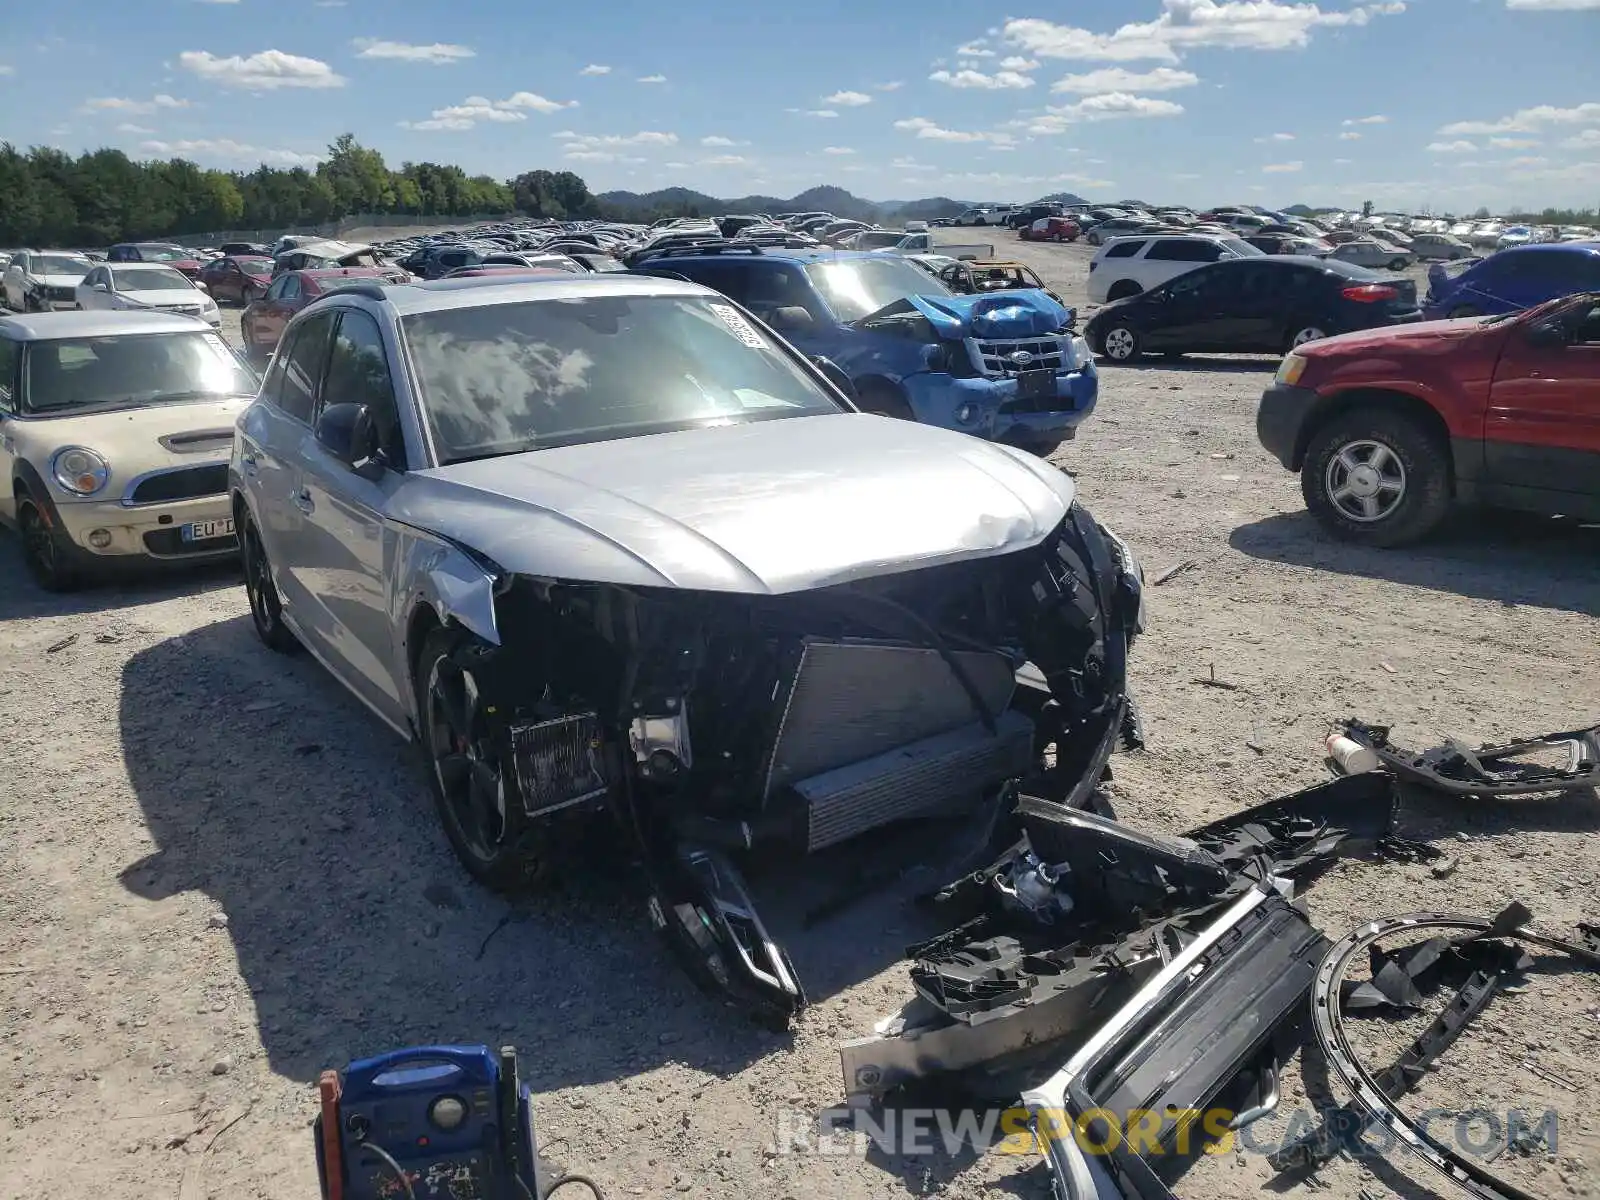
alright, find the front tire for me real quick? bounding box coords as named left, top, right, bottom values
left=1288, top=324, right=1329, bottom=349
left=1099, top=325, right=1142, bottom=363
left=241, top=514, right=298, bottom=653
left=415, top=628, right=547, bottom=892
left=1301, top=408, right=1452, bottom=547
left=17, top=495, right=83, bottom=592
left=855, top=379, right=916, bottom=420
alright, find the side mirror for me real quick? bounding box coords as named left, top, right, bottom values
left=809, top=356, right=857, bottom=401
left=771, top=305, right=814, bottom=331
left=195, top=281, right=210, bottom=293
left=92, top=282, right=109, bottom=292
left=315, top=402, right=377, bottom=467
left=1525, top=320, right=1570, bottom=349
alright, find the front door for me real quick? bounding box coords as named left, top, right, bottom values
left=0, top=337, right=19, bottom=523
left=1486, top=296, right=1600, bottom=502
left=292, top=309, right=411, bottom=726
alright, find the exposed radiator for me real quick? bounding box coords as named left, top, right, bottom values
left=509, top=712, right=610, bottom=816
left=762, top=638, right=1025, bottom=850
left=797, top=711, right=1036, bottom=851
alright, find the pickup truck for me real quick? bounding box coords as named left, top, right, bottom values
left=1257, top=291, right=1600, bottom=545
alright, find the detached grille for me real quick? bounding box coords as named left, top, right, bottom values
left=128, top=464, right=228, bottom=504
left=977, top=337, right=1070, bottom=377
left=46, top=286, right=76, bottom=302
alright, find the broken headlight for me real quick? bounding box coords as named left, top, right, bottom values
left=1099, top=522, right=1147, bottom=637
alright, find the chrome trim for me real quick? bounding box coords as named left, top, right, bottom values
left=118, top=459, right=231, bottom=507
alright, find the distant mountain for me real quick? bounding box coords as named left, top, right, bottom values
left=592, top=185, right=1068, bottom=225
left=1034, top=192, right=1090, bottom=207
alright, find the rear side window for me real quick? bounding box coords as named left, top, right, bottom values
left=1148, top=239, right=1220, bottom=263
left=1104, top=240, right=1145, bottom=259
left=281, top=276, right=303, bottom=301
left=274, top=312, right=335, bottom=424
left=668, top=263, right=751, bottom=303
left=1538, top=252, right=1600, bottom=291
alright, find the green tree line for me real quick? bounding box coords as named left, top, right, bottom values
left=0, top=133, right=600, bottom=247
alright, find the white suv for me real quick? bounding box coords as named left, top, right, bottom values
left=1087, top=234, right=1263, bottom=305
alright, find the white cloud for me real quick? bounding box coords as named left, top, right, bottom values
left=700, top=135, right=738, bottom=146
left=1254, top=132, right=1295, bottom=142
left=139, top=137, right=321, bottom=167
left=1029, top=91, right=1185, bottom=133
left=821, top=146, right=856, bottom=155
left=1488, top=136, right=1539, bottom=148
left=956, top=41, right=997, bottom=56
left=1342, top=114, right=1388, bottom=125
left=556, top=129, right=678, bottom=147
left=1506, top=0, right=1600, bottom=8
left=930, top=68, right=1035, bottom=89
left=874, top=80, right=904, bottom=90
left=824, top=89, right=872, bottom=106
left=116, top=122, right=154, bottom=133
left=562, top=149, right=645, bottom=164
left=701, top=154, right=748, bottom=166
left=352, top=39, right=474, bottom=64
left=1561, top=128, right=1600, bottom=148
left=1509, top=155, right=1552, bottom=166
left=1333, top=157, right=1353, bottom=164
left=1338, top=130, right=1362, bottom=140
left=636, top=73, right=667, bottom=83
left=1262, top=160, right=1303, bottom=173
left=402, top=90, right=576, bottom=130
left=0, top=65, right=12, bottom=76
left=579, top=64, right=611, bottom=75
left=1426, top=139, right=1478, bottom=153
left=893, top=116, right=994, bottom=142
left=179, top=49, right=346, bottom=90
left=1440, top=102, right=1600, bottom=135
left=999, top=56, right=1040, bottom=70
left=786, top=107, right=838, bottom=117
left=1003, top=2, right=1405, bottom=64
left=1051, top=65, right=1198, bottom=93
left=891, top=156, right=933, bottom=170
left=82, top=94, right=190, bottom=115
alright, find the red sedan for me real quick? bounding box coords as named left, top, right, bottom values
left=199, top=255, right=275, bottom=304
left=239, top=266, right=408, bottom=363
left=1019, top=217, right=1081, bottom=243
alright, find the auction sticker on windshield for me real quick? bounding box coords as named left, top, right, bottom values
left=709, top=303, right=767, bottom=349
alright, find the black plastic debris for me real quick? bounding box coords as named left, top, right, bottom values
left=1343, top=719, right=1600, bottom=798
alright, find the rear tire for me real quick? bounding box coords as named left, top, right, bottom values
left=1388, top=258, right=1409, bottom=271
left=1448, top=305, right=1480, bottom=319
left=1287, top=324, right=1330, bottom=349
left=1107, top=280, right=1142, bottom=302
left=241, top=283, right=261, bottom=305
left=241, top=514, right=298, bottom=653
left=414, top=628, right=549, bottom=892
left=855, top=380, right=916, bottom=420
left=1301, top=408, right=1452, bottom=547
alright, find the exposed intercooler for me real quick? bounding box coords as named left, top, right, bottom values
left=762, top=638, right=1033, bottom=852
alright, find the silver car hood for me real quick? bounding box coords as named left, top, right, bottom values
left=392, top=413, right=1075, bottom=594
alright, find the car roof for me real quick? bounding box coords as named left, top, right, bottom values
left=1500, top=241, right=1600, bottom=256
left=0, top=310, right=211, bottom=341
left=106, top=261, right=186, bottom=272
left=314, top=271, right=714, bottom=318
left=641, top=247, right=886, bottom=268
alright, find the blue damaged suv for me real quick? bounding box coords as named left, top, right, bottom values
left=630, top=244, right=1098, bottom=455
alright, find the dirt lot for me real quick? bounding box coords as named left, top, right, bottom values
left=2, top=234, right=1599, bottom=1200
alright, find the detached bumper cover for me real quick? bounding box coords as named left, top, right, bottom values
left=1255, top=383, right=1318, bottom=470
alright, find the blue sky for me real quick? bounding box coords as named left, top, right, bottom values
left=2, top=0, right=1598, bottom=212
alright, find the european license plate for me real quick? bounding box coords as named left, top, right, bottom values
left=1017, top=369, right=1055, bottom=399
left=181, top=518, right=235, bottom=543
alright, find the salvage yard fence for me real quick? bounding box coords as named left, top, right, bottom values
left=167, top=211, right=517, bottom=247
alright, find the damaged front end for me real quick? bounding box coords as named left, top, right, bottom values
left=454, top=504, right=1144, bottom=1027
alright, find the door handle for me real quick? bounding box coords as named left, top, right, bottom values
left=292, top=488, right=314, bottom=514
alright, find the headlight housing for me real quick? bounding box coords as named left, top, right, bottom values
left=1070, top=336, right=1092, bottom=369
left=51, top=446, right=111, bottom=496
left=1276, top=352, right=1307, bottom=387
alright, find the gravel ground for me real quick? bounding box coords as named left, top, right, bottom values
left=2, top=232, right=1598, bottom=1200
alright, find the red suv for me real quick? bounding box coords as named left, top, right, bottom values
left=1257, top=292, right=1600, bottom=545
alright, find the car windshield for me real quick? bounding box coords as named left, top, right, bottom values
left=1220, top=237, right=1265, bottom=257
left=853, top=232, right=909, bottom=250
left=240, top=258, right=273, bottom=276
left=113, top=268, right=192, bottom=292
left=136, top=245, right=189, bottom=262
left=22, top=331, right=257, bottom=416
left=38, top=255, right=92, bottom=276
left=403, top=294, right=847, bottom=463
left=804, top=257, right=955, bottom=322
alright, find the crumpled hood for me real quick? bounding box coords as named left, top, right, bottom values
left=900, top=290, right=1074, bottom=340
left=39, top=273, right=91, bottom=288
left=393, top=414, right=1077, bottom=594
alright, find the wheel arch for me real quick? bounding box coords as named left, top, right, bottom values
left=1293, top=387, right=1455, bottom=486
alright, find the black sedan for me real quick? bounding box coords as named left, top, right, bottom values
left=1084, top=256, right=1421, bottom=362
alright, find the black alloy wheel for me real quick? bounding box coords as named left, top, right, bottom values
left=241, top=516, right=298, bottom=652
left=17, top=496, right=81, bottom=592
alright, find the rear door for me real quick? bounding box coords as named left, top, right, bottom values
left=1141, top=238, right=1222, bottom=290
left=1149, top=263, right=1247, bottom=351
left=1486, top=296, right=1600, bottom=503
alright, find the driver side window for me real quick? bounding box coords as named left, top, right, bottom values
left=323, top=310, right=407, bottom=470
left=1573, top=302, right=1600, bottom=346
